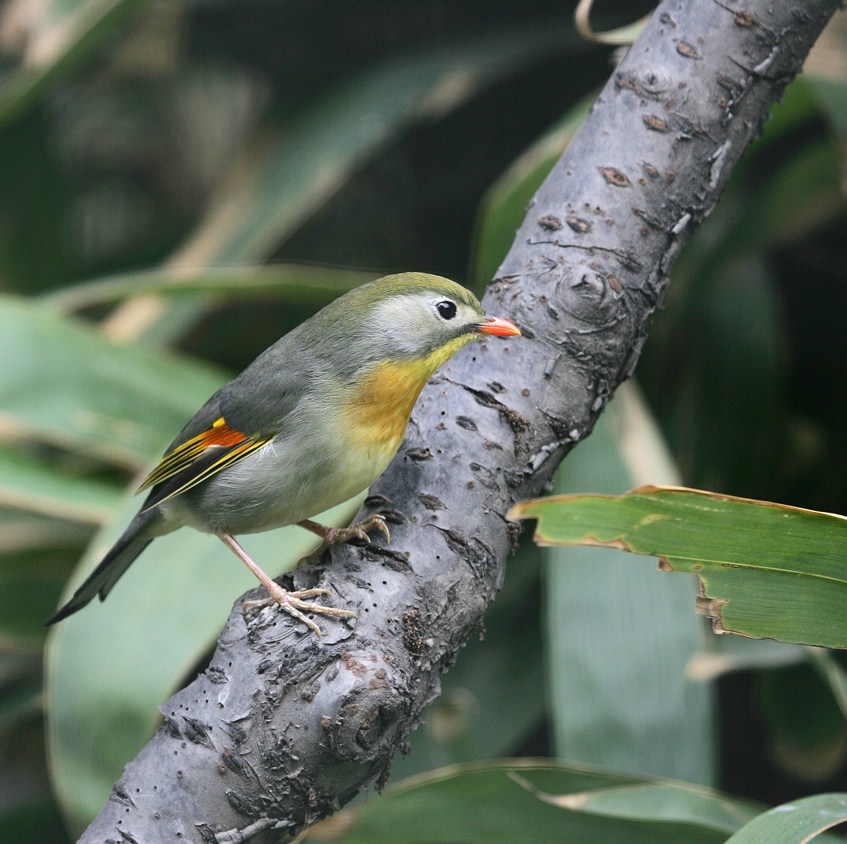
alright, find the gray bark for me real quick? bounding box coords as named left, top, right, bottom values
left=81, top=1, right=841, bottom=841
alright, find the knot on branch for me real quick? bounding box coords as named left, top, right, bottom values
left=317, top=650, right=406, bottom=764
left=514, top=257, right=630, bottom=333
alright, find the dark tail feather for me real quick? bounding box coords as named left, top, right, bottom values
left=46, top=513, right=157, bottom=626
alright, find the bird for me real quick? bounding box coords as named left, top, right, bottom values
left=47, top=272, right=520, bottom=634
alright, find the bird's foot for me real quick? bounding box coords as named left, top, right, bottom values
left=241, top=584, right=356, bottom=636
left=298, top=513, right=391, bottom=548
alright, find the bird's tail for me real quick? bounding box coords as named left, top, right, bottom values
left=46, top=512, right=159, bottom=625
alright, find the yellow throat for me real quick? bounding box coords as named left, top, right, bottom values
left=346, top=334, right=476, bottom=450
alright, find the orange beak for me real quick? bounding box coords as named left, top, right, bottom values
left=478, top=315, right=521, bottom=337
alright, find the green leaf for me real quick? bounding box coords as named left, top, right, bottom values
left=43, top=265, right=376, bottom=315
left=0, top=0, right=149, bottom=124
left=507, top=773, right=751, bottom=833
left=724, top=793, right=847, bottom=843
left=809, top=74, right=847, bottom=141
left=742, top=138, right=845, bottom=248
left=754, top=76, right=822, bottom=146
left=757, top=659, right=847, bottom=782
left=0, top=295, right=224, bottom=467
left=641, top=251, right=787, bottom=493
left=46, top=491, right=363, bottom=834
left=805, top=22, right=847, bottom=144
left=637, top=79, right=840, bottom=497
left=305, top=760, right=759, bottom=843
left=510, top=487, right=847, bottom=649
left=0, top=508, right=92, bottom=555
left=0, top=447, right=120, bottom=525
left=543, top=385, right=714, bottom=785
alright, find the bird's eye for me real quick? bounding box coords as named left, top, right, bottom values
left=435, top=300, right=457, bottom=320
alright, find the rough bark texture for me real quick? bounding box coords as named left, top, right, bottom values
left=81, top=1, right=841, bottom=841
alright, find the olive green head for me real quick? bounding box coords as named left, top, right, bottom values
left=306, top=272, right=519, bottom=376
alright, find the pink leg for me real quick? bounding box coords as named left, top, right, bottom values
left=219, top=534, right=355, bottom=636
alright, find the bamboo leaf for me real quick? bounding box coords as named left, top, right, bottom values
left=542, top=386, right=713, bottom=785
left=0, top=447, right=120, bottom=525
left=509, top=487, right=847, bottom=649
left=43, top=265, right=375, bottom=315
left=0, top=296, right=224, bottom=467
left=724, top=793, right=847, bottom=843
left=305, top=760, right=759, bottom=843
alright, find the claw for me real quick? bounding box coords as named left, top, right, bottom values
left=242, top=584, right=356, bottom=636
left=298, top=513, right=391, bottom=548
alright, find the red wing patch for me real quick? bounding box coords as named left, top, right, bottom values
left=137, top=417, right=269, bottom=510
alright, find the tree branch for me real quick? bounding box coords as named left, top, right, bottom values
left=80, top=2, right=841, bottom=841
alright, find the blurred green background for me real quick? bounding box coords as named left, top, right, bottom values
left=0, top=1, right=845, bottom=840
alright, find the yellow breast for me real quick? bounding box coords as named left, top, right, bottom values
left=344, top=335, right=476, bottom=452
